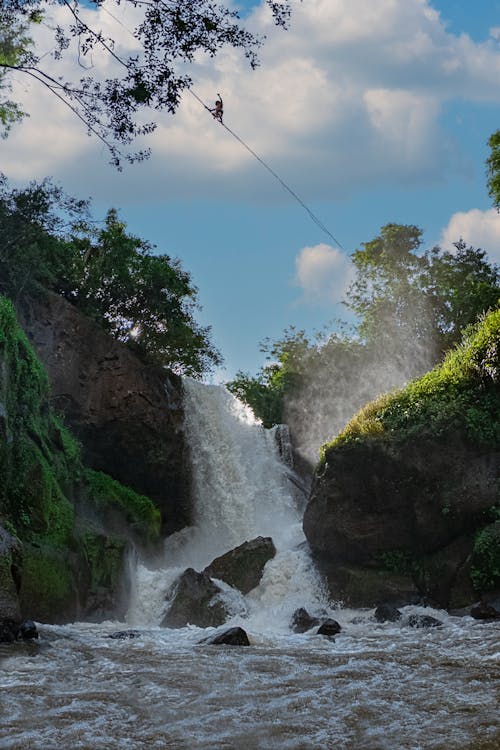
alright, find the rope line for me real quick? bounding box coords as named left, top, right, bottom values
left=189, top=88, right=344, bottom=250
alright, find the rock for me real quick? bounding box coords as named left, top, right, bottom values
left=407, top=614, right=442, bottom=629
left=0, top=525, right=22, bottom=628
left=304, top=432, right=500, bottom=609
left=202, top=627, right=250, bottom=646
left=290, top=607, right=320, bottom=633
left=0, top=620, right=18, bottom=643
left=374, top=604, right=402, bottom=623
left=317, top=618, right=341, bottom=637
left=470, top=602, right=500, bottom=620
left=161, top=568, right=229, bottom=629
left=108, top=630, right=141, bottom=639
left=18, top=292, right=189, bottom=536
left=204, top=537, right=276, bottom=595
left=17, top=620, right=38, bottom=640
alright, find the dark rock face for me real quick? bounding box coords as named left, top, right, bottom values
left=375, top=604, right=402, bottom=623
left=202, top=627, right=250, bottom=646
left=304, top=433, right=500, bottom=609
left=161, top=568, right=229, bottom=629
left=290, top=607, right=320, bottom=633
left=204, top=537, right=276, bottom=595
left=317, top=618, right=341, bottom=637
left=0, top=526, right=22, bottom=630
left=18, top=292, right=190, bottom=535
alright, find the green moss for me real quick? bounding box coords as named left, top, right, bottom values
left=471, top=522, right=500, bottom=591
left=19, top=547, right=76, bottom=622
left=329, top=307, right=500, bottom=451
left=84, top=469, right=161, bottom=545
left=79, top=527, right=128, bottom=592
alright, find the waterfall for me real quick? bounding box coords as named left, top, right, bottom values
left=128, top=378, right=327, bottom=631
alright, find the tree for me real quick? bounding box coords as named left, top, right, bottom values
left=487, top=130, right=500, bottom=208
left=0, top=0, right=291, bottom=166
left=0, top=9, right=37, bottom=136
left=0, top=176, right=221, bottom=376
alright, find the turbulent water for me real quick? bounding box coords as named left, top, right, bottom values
left=1, top=381, right=499, bottom=750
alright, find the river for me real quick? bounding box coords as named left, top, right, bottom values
left=1, top=380, right=498, bottom=749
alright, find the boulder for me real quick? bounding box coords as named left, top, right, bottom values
left=407, top=614, right=442, bottom=629
left=204, top=537, right=276, bottom=595
left=470, top=602, right=500, bottom=621
left=18, top=292, right=189, bottom=535
left=202, top=627, right=250, bottom=646
left=304, top=433, right=500, bottom=609
left=17, top=620, right=38, bottom=640
left=374, top=604, right=402, bottom=623
left=290, top=607, right=320, bottom=633
left=161, top=568, right=229, bottom=629
left=317, top=618, right=341, bottom=637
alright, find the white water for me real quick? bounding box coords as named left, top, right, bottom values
left=128, top=378, right=327, bottom=630
left=1, top=381, right=499, bottom=749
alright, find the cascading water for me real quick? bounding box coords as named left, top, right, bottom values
left=128, top=378, right=327, bottom=630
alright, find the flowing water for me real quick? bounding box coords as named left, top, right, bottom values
left=1, top=381, right=499, bottom=750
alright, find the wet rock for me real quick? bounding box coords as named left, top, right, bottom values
left=407, top=614, right=442, bottom=629
left=470, top=602, right=500, bottom=621
left=0, top=525, right=22, bottom=629
left=375, top=603, right=402, bottom=623
left=107, top=630, right=141, bottom=639
left=0, top=620, right=19, bottom=643
left=17, top=620, right=38, bottom=640
left=161, top=568, right=229, bottom=629
left=202, top=627, right=250, bottom=646
left=317, top=618, right=341, bottom=637
left=204, top=537, right=276, bottom=595
left=290, top=607, right=320, bottom=633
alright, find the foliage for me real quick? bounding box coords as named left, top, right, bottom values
left=83, top=469, right=161, bottom=545
left=0, top=176, right=221, bottom=376
left=487, top=130, right=500, bottom=209
left=331, top=307, right=500, bottom=449
left=470, top=522, right=500, bottom=591
left=1, top=0, right=291, bottom=166
left=346, top=224, right=499, bottom=359
left=0, top=9, right=35, bottom=136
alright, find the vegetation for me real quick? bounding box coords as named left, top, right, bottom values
left=0, top=295, right=163, bottom=617
left=0, top=176, right=221, bottom=377
left=330, top=307, right=500, bottom=449
left=471, top=522, right=500, bottom=591
left=0, top=1, right=291, bottom=165
left=229, top=224, right=499, bottom=428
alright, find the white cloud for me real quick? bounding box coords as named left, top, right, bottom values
left=294, top=243, right=355, bottom=305
left=2, top=0, right=500, bottom=201
left=440, top=208, right=500, bottom=263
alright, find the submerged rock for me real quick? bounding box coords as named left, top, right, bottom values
left=107, top=630, right=141, bottom=639
left=317, top=618, right=341, bottom=637
left=407, top=614, right=442, bottom=629
left=375, top=604, right=402, bottom=623
left=161, top=568, right=229, bottom=629
left=202, top=627, right=250, bottom=646
left=204, top=537, right=276, bottom=595
left=470, top=602, right=500, bottom=621
left=290, top=607, right=320, bottom=633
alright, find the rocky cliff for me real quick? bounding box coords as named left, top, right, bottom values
left=18, top=290, right=190, bottom=535
left=304, top=309, right=500, bottom=610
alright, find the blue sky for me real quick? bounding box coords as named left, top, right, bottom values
left=3, top=0, right=500, bottom=380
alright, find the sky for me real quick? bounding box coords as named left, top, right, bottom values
left=2, top=0, right=500, bottom=381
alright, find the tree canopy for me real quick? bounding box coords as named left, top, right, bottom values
left=0, top=0, right=291, bottom=165
left=0, top=176, right=221, bottom=376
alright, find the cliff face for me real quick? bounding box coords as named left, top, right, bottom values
left=18, top=291, right=190, bottom=535
left=304, top=309, right=500, bottom=610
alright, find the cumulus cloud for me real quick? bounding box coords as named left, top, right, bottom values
left=294, top=243, right=355, bottom=305
left=440, top=208, right=500, bottom=263
left=2, top=0, right=500, bottom=202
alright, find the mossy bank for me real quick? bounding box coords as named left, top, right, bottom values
left=0, top=295, right=161, bottom=627
left=304, top=308, right=500, bottom=609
